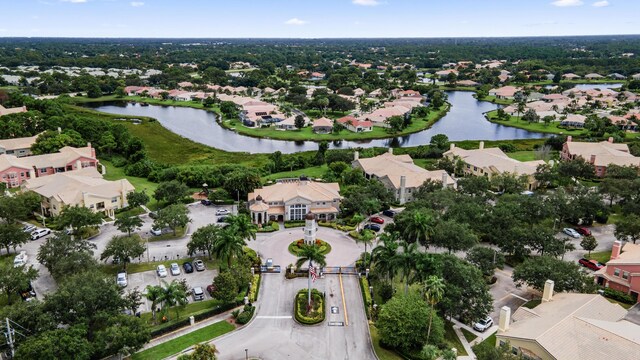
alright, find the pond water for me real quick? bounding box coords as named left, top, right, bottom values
left=87, top=91, right=548, bottom=154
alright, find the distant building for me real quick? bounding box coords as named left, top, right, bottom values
left=596, top=241, right=640, bottom=303
left=561, top=136, right=640, bottom=177
left=312, top=117, right=333, bottom=134
left=0, top=134, right=39, bottom=158
left=337, top=116, right=372, bottom=133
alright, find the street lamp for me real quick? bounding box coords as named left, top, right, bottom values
left=245, top=348, right=248, bottom=360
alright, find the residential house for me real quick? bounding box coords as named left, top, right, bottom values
left=310, top=72, right=325, bottom=81
left=595, top=241, right=640, bottom=302
left=312, top=117, right=333, bottom=134
left=488, top=86, right=520, bottom=99
left=435, top=69, right=458, bottom=79
left=177, top=81, right=194, bottom=89
left=563, top=73, right=581, bottom=80
left=541, top=93, right=568, bottom=103
left=337, top=116, right=372, bottom=133
left=559, top=114, right=587, bottom=128
left=0, top=134, right=39, bottom=158
left=22, top=167, right=134, bottom=218
left=632, top=74, right=640, bottom=80
left=0, top=105, right=27, bottom=117
left=353, top=88, right=366, bottom=97
left=609, top=73, right=627, bottom=80
left=275, top=116, right=298, bottom=130
left=247, top=178, right=342, bottom=225
left=496, top=280, right=640, bottom=360
left=444, top=142, right=545, bottom=190
left=359, top=106, right=411, bottom=127
left=456, top=80, right=480, bottom=87
left=240, top=102, right=284, bottom=127
left=585, top=73, right=604, bottom=80
left=0, top=144, right=99, bottom=188
left=352, top=149, right=455, bottom=204
left=560, top=136, right=640, bottom=177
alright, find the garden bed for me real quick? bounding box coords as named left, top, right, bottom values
left=294, top=289, right=325, bottom=325
left=288, top=239, right=332, bottom=256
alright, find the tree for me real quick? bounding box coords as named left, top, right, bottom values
left=188, top=224, right=222, bottom=259
left=372, top=232, right=400, bottom=282
left=154, top=204, right=190, bottom=236
left=429, top=134, right=449, bottom=152
left=127, top=191, right=150, bottom=208
left=114, top=215, right=143, bottom=236
left=295, top=243, right=327, bottom=307
left=15, top=326, right=93, bottom=360
left=58, top=205, right=103, bottom=238
left=377, top=293, right=443, bottom=352
left=145, top=285, right=164, bottom=322
left=0, top=264, right=38, bottom=305
left=0, top=223, right=30, bottom=254
left=385, top=115, right=405, bottom=132
left=31, top=129, right=85, bottom=155
left=522, top=108, right=540, bottom=123
left=431, top=220, right=478, bottom=253
left=314, top=141, right=329, bottom=165
left=294, top=114, right=305, bottom=129
left=222, top=168, right=261, bottom=199
left=356, top=229, right=376, bottom=272
left=516, top=101, right=526, bottom=120
left=211, top=271, right=238, bottom=303
left=123, top=287, right=143, bottom=315
left=154, top=180, right=189, bottom=204
left=158, top=280, right=189, bottom=319
left=37, top=233, right=97, bottom=280
left=401, top=210, right=435, bottom=246
left=558, top=158, right=595, bottom=180
left=219, top=101, right=238, bottom=119
left=393, top=240, right=419, bottom=294
left=423, top=276, right=445, bottom=345
left=615, top=214, right=640, bottom=244
left=437, top=254, right=492, bottom=322
left=226, top=214, right=257, bottom=242
left=98, top=133, right=117, bottom=155
left=580, top=235, right=598, bottom=256
left=100, top=235, right=145, bottom=269
left=181, top=343, right=218, bottom=360
left=466, top=246, right=505, bottom=277
left=513, top=256, right=589, bottom=293
left=213, top=228, right=246, bottom=268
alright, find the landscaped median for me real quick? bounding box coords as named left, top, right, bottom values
left=294, top=288, right=325, bottom=325
left=288, top=239, right=332, bottom=256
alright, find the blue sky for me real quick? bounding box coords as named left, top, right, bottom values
left=1, top=0, right=638, bottom=38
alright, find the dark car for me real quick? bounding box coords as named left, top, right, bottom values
left=364, top=224, right=381, bottom=232
left=217, top=216, right=228, bottom=223
left=206, top=284, right=216, bottom=296
left=382, top=209, right=396, bottom=218
left=578, top=258, right=604, bottom=271
left=370, top=216, right=385, bottom=224
left=183, top=261, right=194, bottom=273
left=575, top=227, right=592, bottom=236
left=200, top=199, right=212, bottom=206
left=149, top=211, right=158, bottom=219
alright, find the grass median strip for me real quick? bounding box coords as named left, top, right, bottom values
left=131, top=320, right=235, bottom=360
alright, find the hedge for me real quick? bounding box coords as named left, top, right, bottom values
left=318, top=221, right=356, bottom=232
left=359, top=276, right=372, bottom=319
left=284, top=221, right=305, bottom=228
left=149, top=301, right=241, bottom=338
left=349, top=231, right=362, bottom=240
left=236, top=304, right=255, bottom=325
left=603, top=288, right=635, bottom=304
left=249, top=274, right=261, bottom=302
left=294, top=289, right=325, bottom=325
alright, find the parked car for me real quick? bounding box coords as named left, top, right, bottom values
left=563, top=227, right=581, bottom=238
left=382, top=209, right=396, bottom=218
left=473, top=316, right=494, bottom=332
left=183, top=261, right=194, bottom=273
left=200, top=199, right=212, bottom=206
left=217, top=216, right=228, bottom=223
left=156, top=264, right=168, bottom=278
left=13, top=251, right=28, bottom=268
left=150, top=228, right=162, bottom=236
left=216, top=209, right=230, bottom=216
left=579, top=258, right=604, bottom=271
left=370, top=216, right=385, bottom=224
left=22, top=224, right=36, bottom=233
left=575, top=227, right=592, bottom=236
left=170, top=262, right=181, bottom=276
left=116, top=272, right=128, bottom=287
left=30, top=228, right=51, bottom=240
left=149, top=211, right=158, bottom=219
left=364, top=224, right=381, bottom=232
left=206, top=284, right=216, bottom=296
left=192, top=287, right=205, bottom=301
left=194, top=259, right=205, bottom=271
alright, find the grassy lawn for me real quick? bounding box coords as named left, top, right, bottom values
left=522, top=299, right=542, bottom=309
left=586, top=250, right=612, bottom=264
left=461, top=327, right=477, bottom=343
left=263, top=165, right=327, bottom=182
left=369, top=325, right=405, bottom=360
left=148, top=227, right=187, bottom=242
left=140, top=299, right=223, bottom=327
left=472, top=333, right=496, bottom=352
left=101, top=160, right=159, bottom=208
left=506, top=151, right=538, bottom=162
left=486, top=111, right=588, bottom=136
left=131, top=320, right=235, bottom=360
left=413, top=158, right=437, bottom=169
left=605, top=297, right=633, bottom=309
left=444, top=321, right=468, bottom=356
left=480, top=95, right=513, bottom=105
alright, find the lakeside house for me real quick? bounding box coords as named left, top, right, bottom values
left=595, top=241, right=640, bottom=303
left=563, top=73, right=581, bottom=80
left=585, top=73, right=604, bottom=80
left=444, top=142, right=544, bottom=190
left=312, top=117, right=333, bottom=134
left=559, top=114, right=587, bottom=128
left=22, top=167, right=134, bottom=218
left=337, top=116, right=372, bottom=133
left=248, top=178, right=342, bottom=225
left=560, top=136, right=640, bottom=177
left=0, top=133, right=39, bottom=158
left=488, top=86, right=520, bottom=99
left=352, top=149, right=455, bottom=204
left=359, top=106, right=411, bottom=127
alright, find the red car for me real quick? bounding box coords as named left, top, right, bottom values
left=575, top=227, right=592, bottom=236
left=578, top=258, right=604, bottom=271
left=370, top=216, right=385, bottom=224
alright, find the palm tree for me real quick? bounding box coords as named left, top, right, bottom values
left=404, top=211, right=435, bottom=247
left=357, top=229, right=376, bottom=274
left=352, top=214, right=365, bottom=232
left=295, top=244, right=327, bottom=308
left=372, top=232, right=400, bottom=282
left=160, top=280, right=189, bottom=320
left=423, top=276, right=445, bottom=344
left=227, top=214, right=257, bottom=242
left=393, top=240, right=419, bottom=295
left=145, top=284, right=164, bottom=323
left=213, top=228, right=246, bottom=268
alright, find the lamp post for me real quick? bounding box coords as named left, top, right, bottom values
left=245, top=348, right=248, bottom=360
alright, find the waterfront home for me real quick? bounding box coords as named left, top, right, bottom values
left=608, top=73, right=627, bottom=80
left=337, top=116, right=372, bottom=133
left=435, top=69, right=458, bottom=79
left=560, top=136, right=640, bottom=177
left=585, top=73, right=604, bottom=80
left=563, top=73, right=581, bottom=80
left=559, top=114, right=587, bottom=128
left=312, top=117, right=333, bottom=134
left=0, top=134, right=39, bottom=158
left=488, top=86, right=520, bottom=99
left=359, top=106, right=411, bottom=127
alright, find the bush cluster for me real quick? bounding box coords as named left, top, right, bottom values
left=603, top=288, right=635, bottom=304
left=236, top=304, right=255, bottom=325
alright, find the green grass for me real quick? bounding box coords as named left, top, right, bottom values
left=413, top=158, right=437, bottom=169
left=140, top=299, right=223, bottom=326
left=131, top=320, right=235, bottom=360
left=369, top=325, right=406, bottom=360
left=522, top=299, right=542, bottom=309
left=586, top=250, right=612, bottom=264
left=263, top=165, right=327, bottom=182
left=288, top=240, right=332, bottom=256
left=472, top=333, right=496, bottom=352
left=444, top=321, right=468, bottom=356
left=461, top=327, right=478, bottom=343
left=507, top=151, right=538, bottom=162
left=605, top=297, right=633, bottom=309
left=148, top=227, right=186, bottom=242
left=101, top=160, right=160, bottom=208
left=486, top=110, right=588, bottom=136
left=481, top=95, right=514, bottom=105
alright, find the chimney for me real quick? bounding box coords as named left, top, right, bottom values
left=354, top=151, right=359, bottom=161
left=590, top=154, right=596, bottom=164
left=441, top=172, right=448, bottom=188
left=608, top=137, right=614, bottom=143
left=479, top=141, right=484, bottom=150
left=567, top=135, right=572, bottom=143
left=449, top=143, right=455, bottom=151
left=87, top=142, right=91, bottom=149
left=388, top=148, right=393, bottom=155
left=399, top=176, right=406, bottom=204
left=498, top=306, right=511, bottom=332
left=542, top=279, right=555, bottom=302
left=611, top=240, right=622, bottom=260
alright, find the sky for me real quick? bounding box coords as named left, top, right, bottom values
left=0, top=0, right=639, bottom=38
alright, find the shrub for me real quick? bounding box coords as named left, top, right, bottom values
left=294, top=289, right=325, bottom=325
left=349, top=231, right=362, bottom=240
left=379, top=282, right=394, bottom=303
left=231, top=310, right=240, bottom=319
left=603, top=288, right=634, bottom=304
left=318, top=221, right=355, bottom=232
left=248, top=274, right=261, bottom=302
left=359, top=277, right=372, bottom=319
left=236, top=305, right=255, bottom=325
left=284, top=221, right=305, bottom=228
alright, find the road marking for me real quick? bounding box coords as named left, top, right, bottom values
left=255, top=315, right=292, bottom=319
left=510, top=293, right=528, bottom=301
left=339, top=272, right=349, bottom=326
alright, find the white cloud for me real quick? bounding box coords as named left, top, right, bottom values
left=60, top=0, right=87, bottom=3
left=551, top=0, right=584, bottom=6
left=130, top=1, right=144, bottom=6
left=353, top=0, right=380, bottom=6
left=284, top=18, right=308, bottom=25
left=592, top=0, right=609, bottom=7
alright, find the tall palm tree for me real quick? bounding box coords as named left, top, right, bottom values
left=213, top=228, right=246, bottom=268
left=295, top=244, right=327, bottom=308
left=404, top=211, right=435, bottom=247
left=372, top=231, right=400, bottom=282
left=423, top=276, right=445, bottom=344
left=393, top=240, right=419, bottom=295
left=160, top=280, right=189, bottom=320
left=145, top=284, right=164, bottom=323
left=357, top=229, right=376, bottom=274
left=227, top=214, right=257, bottom=242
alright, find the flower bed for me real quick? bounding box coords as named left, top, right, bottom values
left=288, top=239, right=332, bottom=256
left=294, top=289, right=325, bottom=325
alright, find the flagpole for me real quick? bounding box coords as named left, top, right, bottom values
left=308, top=260, right=312, bottom=308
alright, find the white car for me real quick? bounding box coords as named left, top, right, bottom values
left=116, top=272, right=128, bottom=287
left=156, top=265, right=168, bottom=278
left=563, top=227, right=581, bottom=238
left=170, top=262, right=181, bottom=276
left=30, top=228, right=51, bottom=240
left=473, top=316, right=494, bottom=332
left=150, top=228, right=162, bottom=236
left=216, top=209, right=230, bottom=216
left=192, top=287, right=205, bottom=301
left=13, top=251, right=28, bottom=268
left=22, top=224, right=36, bottom=233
